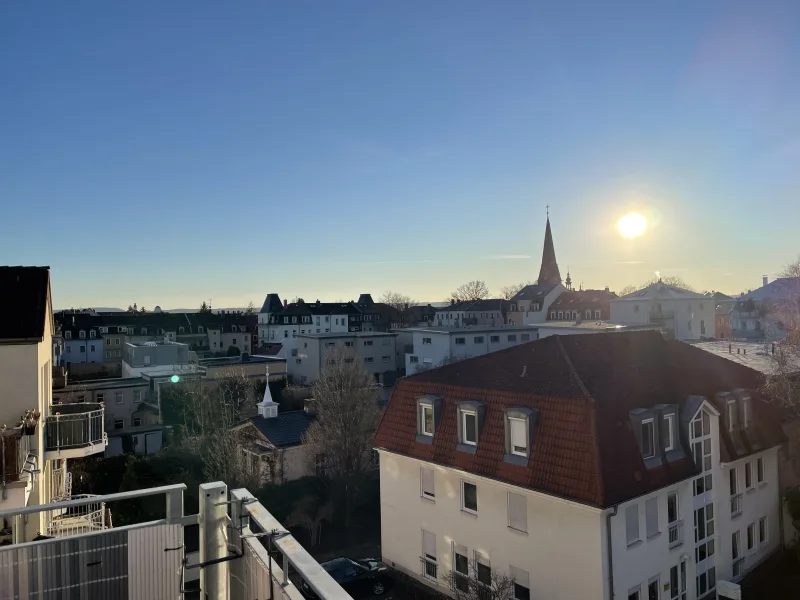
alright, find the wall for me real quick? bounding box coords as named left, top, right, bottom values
left=292, top=334, right=397, bottom=385
left=124, top=343, right=189, bottom=369
left=379, top=452, right=607, bottom=600
left=101, top=332, right=126, bottom=363
left=406, top=329, right=537, bottom=373
left=61, top=337, right=104, bottom=365
left=610, top=298, right=716, bottom=341
left=281, top=444, right=313, bottom=482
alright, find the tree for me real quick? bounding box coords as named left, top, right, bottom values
left=302, top=347, right=382, bottom=525
left=226, top=345, right=242, bottom=357
left=286, top=494, right=335, bottom=548
left=450, top=280, right=490, bottom=302
left=779, top=255, right=800, bottom=278
left=442, top=557, right=516, bottom=600
left=500, top=281, right=533, bottom=300
left=379, top=290, right=414, bottom=312
left=198, top=301, right=212, bottom=314
left=244, top=301, right=257, bottom=315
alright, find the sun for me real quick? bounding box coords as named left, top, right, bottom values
left=617, top=212, right=647, bottom=238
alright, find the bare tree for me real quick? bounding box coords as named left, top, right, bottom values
left=442, top=558, right=516, bottom=600
left=619, top=275, right=695, bottom=296
left=500, top=281, right=533, bottom=300
left=198, top=301, right=212, bottom=314
left=244, top=301, right=257, bottom=315
left=302, top=347, right=382, bottom=524
left=380, top=290, right=416, bottom=326
left=450, top=280, right=490, bottom=302
left=779, top=255, right=800, bottom=278
left=286, top=494, right=335, bottom=548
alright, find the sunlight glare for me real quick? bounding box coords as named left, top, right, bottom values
left=617, top=212, right=647, bottom=239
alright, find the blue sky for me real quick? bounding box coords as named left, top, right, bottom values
left=2, top=1, right=799, bottom=309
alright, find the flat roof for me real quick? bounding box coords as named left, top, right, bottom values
left=691, top=340, right=800, bottom=375
left=54, top=377, right=149, bottom=391
left=535, top=321, right=631, bottom=330
left=298, top=331, right=396, bottom=339
left=402, top=325, right=537, bottom=334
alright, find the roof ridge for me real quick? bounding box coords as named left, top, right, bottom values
left=554, top=335, right=606, bottom=505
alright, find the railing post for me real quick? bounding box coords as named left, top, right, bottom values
left=165, top=487, right=184, bottom=524
left=199, top=481, right=229, bottom=599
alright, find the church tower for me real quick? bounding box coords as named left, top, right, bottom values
left=536, top=215, right=562, bottom=287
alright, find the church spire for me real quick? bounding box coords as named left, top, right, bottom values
left=536, top=215, right=562, bottom=287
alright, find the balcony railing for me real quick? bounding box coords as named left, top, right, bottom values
left=421, top=556, right=438, bottom=581
left=44, top=404, right=105, bottom=451
left=51, top=465, right=73, bottom=500
left=730, top=493, right=743, bottom=518
left=46, top=494, right=111, bottom=537
left=668, top=519, right=683, bottom=548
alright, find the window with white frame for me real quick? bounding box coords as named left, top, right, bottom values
left=453, top=544, right=469, bottom=592
left=420, top=404, right=434, bottom=436
left=645, top=497, right=659, bottom=538
left=90, top=330, right=96, bottom=338
left=727, top=399, right=738, bottom=431
left=746, top=522, right=755, bottom=551
left=65, top=331, right=72, bottom=339
left=742, top=395, right=751, bottom=428
left=410, top=356, right=419, bottom=364
left=759, top=516, right=767, bottom=545
left=461, top=480, right=477, bottom=513
left=198, top=326, right=204, bottom=334
left=510, top=566, right=530, bottom=600
left=626, top=504, right=640, bottom=546
left=133, top=390, right=141, bottom=402
left=641, top=419, right=655, bottom=458
left=422, top=337, right=431, bottom=345
left=79, top=330, right=86, bottom=339
left=420, top=468, right=435, bottom=500
left=745, top=461, right=753, bottom=490
left=461, top=409, right=477, bottom=445
left=475, top=553, right=491, bottom=592
left=669, top=562, right=687, bottom=600
left=97, top=393, right=104, bottom=403
left=667, top=492, right=681, bottom=547
left=422, top=530, right=437, bottom=580
left=455, top=337, right=465, bottom=345
left=662, top=414, right=674, bottom=451
left=507, top=492, right=527, bottom=533
left=628, top=585, right=640, bottom=600
left=115, top=392, right=123, bottom=404
left=595, top=310, right=601, bottom=319
left=757, top=457, right=764, bottom=483
left=551, top=312, right=556, bottom=319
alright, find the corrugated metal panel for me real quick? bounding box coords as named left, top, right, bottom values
left=128, top=524, right=183, bottom=600
left=229, top=528, right=271, bottom=600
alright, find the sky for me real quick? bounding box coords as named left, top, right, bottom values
left=2, top=1, right=799, bottom=309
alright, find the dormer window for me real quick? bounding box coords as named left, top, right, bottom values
left=742, top=396, right=751, bottom=429
left=503, top=407, right=538, bottom=465
left=141, top=328, right=147, bottom=335
left=508, top=417, right=527, bottom=456
left=462, top=410, right=477, bottom=445
left=179, top=326, right=185, bottom=333
left=641, top=419, right=655, bottom=458
left=456, top=401, right=486, bottom=453
left=727, top=399, right=738, bottom=432
left=416, top=395, right=442, bottom=443
left=662, top=414, right=675, bottom=452
left=89, top=330, right=96, bottom=338
left=65, top=330, right=72, bottom=339
left=118, top=326, right=125, bottom=333
left=79, top=330, right=86, bottom=339
left=198, top=326, right=204, bottom=334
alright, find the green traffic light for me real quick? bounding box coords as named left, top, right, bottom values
left=171, top=375, right=180, bottom=383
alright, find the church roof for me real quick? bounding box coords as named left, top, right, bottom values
left=537, top=218, right=561, bottom=287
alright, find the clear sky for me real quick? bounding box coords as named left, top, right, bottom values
left=2, top=1, right=799, bottom=309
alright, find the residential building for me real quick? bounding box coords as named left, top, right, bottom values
left=403, top=325, right=537, bottom=374
left=0, top=481, right=350, bottom=599
left=610, top=281, right=716, bottom=340
left=292, top=331, right=398, bottom=385
left=374, top=331, right=784, bottom=600
left=731, top=276, right=800, bottom=341
left=547, top=288, right=617, bottom=321
left=58, top=325, right=105, bottom=365
left=0, top=267, right=107, bottom=544
left=402, top=304, right=438, bottom=327
left=435, top=299, right=510, bottom=328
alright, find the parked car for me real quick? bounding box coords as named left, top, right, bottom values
left=300, top=557, right=390, bottom=598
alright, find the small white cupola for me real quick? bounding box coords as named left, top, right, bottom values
left=256, top=365, right=279, bottom=419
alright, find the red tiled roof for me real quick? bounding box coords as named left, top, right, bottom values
left=374, top=330, right=784, bottom=507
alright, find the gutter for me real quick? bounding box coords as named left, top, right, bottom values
left=606, top=504, right=618, bottom=600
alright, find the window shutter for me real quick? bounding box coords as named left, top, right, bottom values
left=510, top=418, right=527, bottom=451
left=422, top=530, right=436, bottom=559
left=626, top=505, right=639, bottom=544
left=421, top=468, right=435, bottom=497
left=509, top=566, right=529, bottom=588
left=645, top=497, right=658, bottom=538
left=508, top=492, right=528, bottom=533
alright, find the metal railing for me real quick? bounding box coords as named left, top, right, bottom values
left=44, top=407, right=105, bottom=450
left=420, top=556, right=437, bottom=581
left=730, top=493, right=743, bottom=518
left=51, top=465, right=72, bottom=500
left=668, top=520, right=683, bottom=548
left=46, top=495, right=109, bottom=537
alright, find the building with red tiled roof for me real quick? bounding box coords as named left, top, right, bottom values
left=546, top=288, right=617, bottom=321
left=374, top=330, right=784, bottom=600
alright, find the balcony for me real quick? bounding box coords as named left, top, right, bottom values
left=668, top=519, right=683, bottom=548
left=730, top=493, right=743, bottom=518
left=46, top=494, right=112, bottom=537
left=44, top=403, right=107, bottom=460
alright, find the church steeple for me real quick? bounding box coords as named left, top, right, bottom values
left=536, top=215, right=562, bottom=287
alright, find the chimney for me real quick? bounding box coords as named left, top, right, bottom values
left=605, top=286, right=609, bottom=292
left=283, top=299, right=287, bottom=308
left=762, top=275, right=768, bottom=287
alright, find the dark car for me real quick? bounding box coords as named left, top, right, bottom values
left=300, top=557, right=390, bottom=598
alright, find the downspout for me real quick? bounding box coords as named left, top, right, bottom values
left=606, top=504, right=619, bottom=600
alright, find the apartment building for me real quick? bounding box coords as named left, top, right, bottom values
left=403, top=326, right=537, bottom=374
left=730, top=276, right=800, bottom=341
left=610, top=281, right=716, bottom=341
left=374, top=331, right=783, bottom=600
left=291, top=331, right=398, bottom=385
left=58, top=324, right=105, bottom=364
left=435, top=299, right=510, bottom=328
left=546, top=288, right=617, bottom=321
left=0, top=267, right=107, bottom=543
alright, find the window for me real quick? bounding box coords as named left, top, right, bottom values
left=626, top=504, right=640, bottom=546
left=105, top=351, right=111, bottom=358
left=296, top=359, right=302, bottom=364
left=133, top=390, right=141, bottom=402
left=144, top=356, right=151, bottom=366
left=115, top=349, right=121, bottom=357
left=420, top=468, right=435, bottom=500
left=79, top=330, right=86, bottom=339
left=634, top=304, right=640, bottom=312
left=473, top=336, right=484, bottom=344
left=757, top=457, right=764, bottom=483
left=745, top=462, right=753, bottom=490
left=687, top=320, right=692, bottom=332
left=475, top=554, right=491, bottom=592
left=97, top=393, right=104, bottom=403
left=521, top=333, right=530, bottom=341
left=455, top=337, right=465, bottom=345
left=700, top=320, right=706, bottom=335
left=759, top=516, right=767, bottom=544
left=727, top=399, right=738, bottom=431
left=508, top=334, right=517, bottom=342
left=490, top=335, right=499, bottom=343
left=645, top=497, right=659, bottom=538
left=647, top=580, right=659, bottom=600
left=133, top=417, right=142, bottom=427
left=420, top=405, right=434, bottom=436
left=422, top=530, right=437, bottom=580
left=115, top=338, right=120, bottom=345
left=90, top=330, right=96, bottom=338
left=364, top=340, right=373, bottom=346
left=462, top=410, right=477, bottom=445
left=742, top=396, right=751, bottom=429
left=667, top=492, right=681, bottom=546
left=508, top=416, right=527, bottom=456
left=641, top=419, right=655, bottom=458
left=510, top=566, right=530, bottom=600
left=233, top=338, right=237, bottom=345
left=198, top=326, right=204, bottom=334
left=79, top=345, right=85, bottom=353
left=344, top=341, right=354, bottom=347
left=670, top=563, right=687, bottom=600
left=65, top=330, right=72, bottom=339
left=461, top=481, right=477, bottom=513
left=628, top=587, right=640, bottom=600
left=595, top=310, right=601, bottom=319
left=115, top=392, right=123, bottom=404
left=410, top=356, right=419, bottom=364
left=551, top=312, right=556, bottom=319
left=381, top=355, right=390, bottom=362
left=364, top=357, right=373, bottom=364
left=292, top=317, right=297, bottom=324
left=732, top=530, right=740, bottom=561
left=747, top=522, right=755, bottom=550
left=507, top=492, right=527, bottom=533
left=662, top=414, right=674, bottom=451
left=114, top=419, right=124, bottom=430
left=90, top=344, right=97, bottom=352
left=557, top=311, right=564, bottom=319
